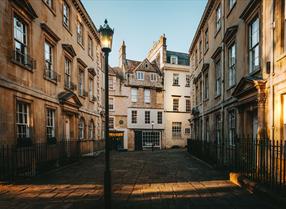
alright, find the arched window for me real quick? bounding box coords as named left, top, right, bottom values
left=89, top=120, right=94, bottom=140
left=79, top=117, right=85, bottom=140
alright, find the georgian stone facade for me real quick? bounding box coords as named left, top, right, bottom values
left=0, top=0, right=104, bottom=145
left=189, top=0, right=286, bottom=142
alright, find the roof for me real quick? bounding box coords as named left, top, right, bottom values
left=189, top=0, right=215, bottom=53
left=125, top=59, right=141, bottom=73
left=166, top=50, right=190, bottom=66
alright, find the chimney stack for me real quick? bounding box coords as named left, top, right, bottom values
left=119, top=40, right=126, bottom=68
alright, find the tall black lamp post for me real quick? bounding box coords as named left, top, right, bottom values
left=99, top=19, right=114, bottom=209
left=151, top=121, right=154, bottom=151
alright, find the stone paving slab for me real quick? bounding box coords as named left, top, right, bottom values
left=0, top=149, right=282, bottom=209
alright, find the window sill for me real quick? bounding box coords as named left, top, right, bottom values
left=276, top=52, right=286, bottom=63
left=226, top=84, right=236, bottom=91
left=77, top=41, right=85, bottom=50
left=44, top=76, right=57, bottom=85
left=172, top=84, right=180, bottom=87
left=43, top=1, right=56, bottom=16
left=79, top=95, right=86, bottom=99
left=214, top=94, right=221, bottom=99
left=63, top=24, right=72, bottom=36
left=226, top=2, right=236, bottom=18
left=185, top=85, right=190, bottom=88
left=248, top=67, right=261, bottom=76
left=214, top=28, right=221, bottom=39
left=11, top=60, right=34, bottom=72
left=88, top=54, right=94, bottom=60
left=204, top=48, right=209, bottom=55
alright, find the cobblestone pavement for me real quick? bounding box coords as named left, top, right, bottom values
left=0, top=149, right=280, bottom=209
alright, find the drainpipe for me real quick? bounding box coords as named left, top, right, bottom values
left=221, top=0, right=226, bottom=143
left=270, top=0, right=275, bottom=140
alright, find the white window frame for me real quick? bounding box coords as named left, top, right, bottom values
left=249, top=17, right=260, bottom=73
left=186, top=99, right=191, bottom=112
left=14, top=15, right=28, bottom=65
left=88, top=36, right=93, bottom=57
left=136, top=71, right=144, bottom=80
left=186, top=75, right=190, bottom=87
left=64, top=57, right=71, bottom=88
left=44, top=41, right=53, bottom=78
left=63, top=1, right=70, bottom=28
left=79, top=118, right=85, bottom=140
left=150, top=73, right=157, bottom=81
left=173, top=98, right=179, bottom=111
left=109, top=117, right=114, bottom=129
left=46, top=108, right=55, bottom=139
left=216, top=114, right=221, bottom=144
left=228, top=43, right=236, bottom=87
left=89, top=78, right=93, bottom=100
left=216, top=4, right=221, bottom=32
left=131, top=110, right=137, bottom=124
left=215, top=59, right=221, bottom=96
left=205, top=28, right=209, bottom=51
left=204, top=72, right=209, bottom=99
left=89, top=121, right=94, bottom=139
left=157, top=112, right=162, bottom=124
left=109, top=77, right=114, bottom=90
left=229, top=0, right=236, bottom=10
left=44, top=0, right=53, bottom=8
left=77, top=22, right=84, bottom=45
left=170, top=55, right=178, bottom=64
left=109, top=97, right=114, bottom=111
left=16, top=101, right=30, bottom=139
left=131, top=88, right=137, bottom=102
left=173, top=73, right=179, bottom=86
left=144, top=89, right=151, bottom=103
left=228, top=110, right=236, bottom=146
left=145, top=111, right=150, bottom=124
left=172, top=122, right=182, bottom=139
left=78, top=70, right=84, bottom=96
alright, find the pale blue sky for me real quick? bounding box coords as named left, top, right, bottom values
left=82, top=0, right=207, bottom=67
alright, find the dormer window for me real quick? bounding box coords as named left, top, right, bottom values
left=170, top=55, right=178, bottom=65
left=136, top=71, right=144, bottom=80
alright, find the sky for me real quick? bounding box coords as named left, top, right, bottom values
left=82, top=0, right=207, bottom=67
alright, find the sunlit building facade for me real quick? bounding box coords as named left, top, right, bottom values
left=0, top=0, right=104, bottom=145
left=189, top=0, right=286, bottom=142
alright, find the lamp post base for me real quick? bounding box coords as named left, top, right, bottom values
left=104, top=170, right=111, bottom=209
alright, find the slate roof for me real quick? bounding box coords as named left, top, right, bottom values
left=166, top=50, right=189, bottom=66
left=125, top=59, right=141, bottom=73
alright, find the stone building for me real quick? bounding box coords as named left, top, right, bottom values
left=0, top=0, right=104, bottom=145
left=147, top=35, right=191, bottom=148
left=110, top=36, right=191, bottom=151
left=189, top=0, right=286, bottom=142
left=108, top=64, right=129, bottom=150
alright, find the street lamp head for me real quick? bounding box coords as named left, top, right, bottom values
left=151, top=121, right=154, bottom=126
left=99, top=19, right=114, bottom=53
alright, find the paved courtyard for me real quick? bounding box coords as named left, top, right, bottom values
left=0, top=149, right=280, bottom=209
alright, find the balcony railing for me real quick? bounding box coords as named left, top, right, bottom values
left=11, top=50, right=36, bottom=70
left=44, top=68, right=60, bottom=83
left=65, top=80, right=77, bottom=91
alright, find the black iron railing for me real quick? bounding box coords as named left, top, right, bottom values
left=44, top=67, right=60, bottom=82
left=187, top=138, right=286, bottom=193
left=11, top=50, right=36, bottom=70
left=0, top=140, right=104, bottom=181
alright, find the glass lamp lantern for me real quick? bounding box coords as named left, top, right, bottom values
left=99, top=19, right=114, bottom=53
